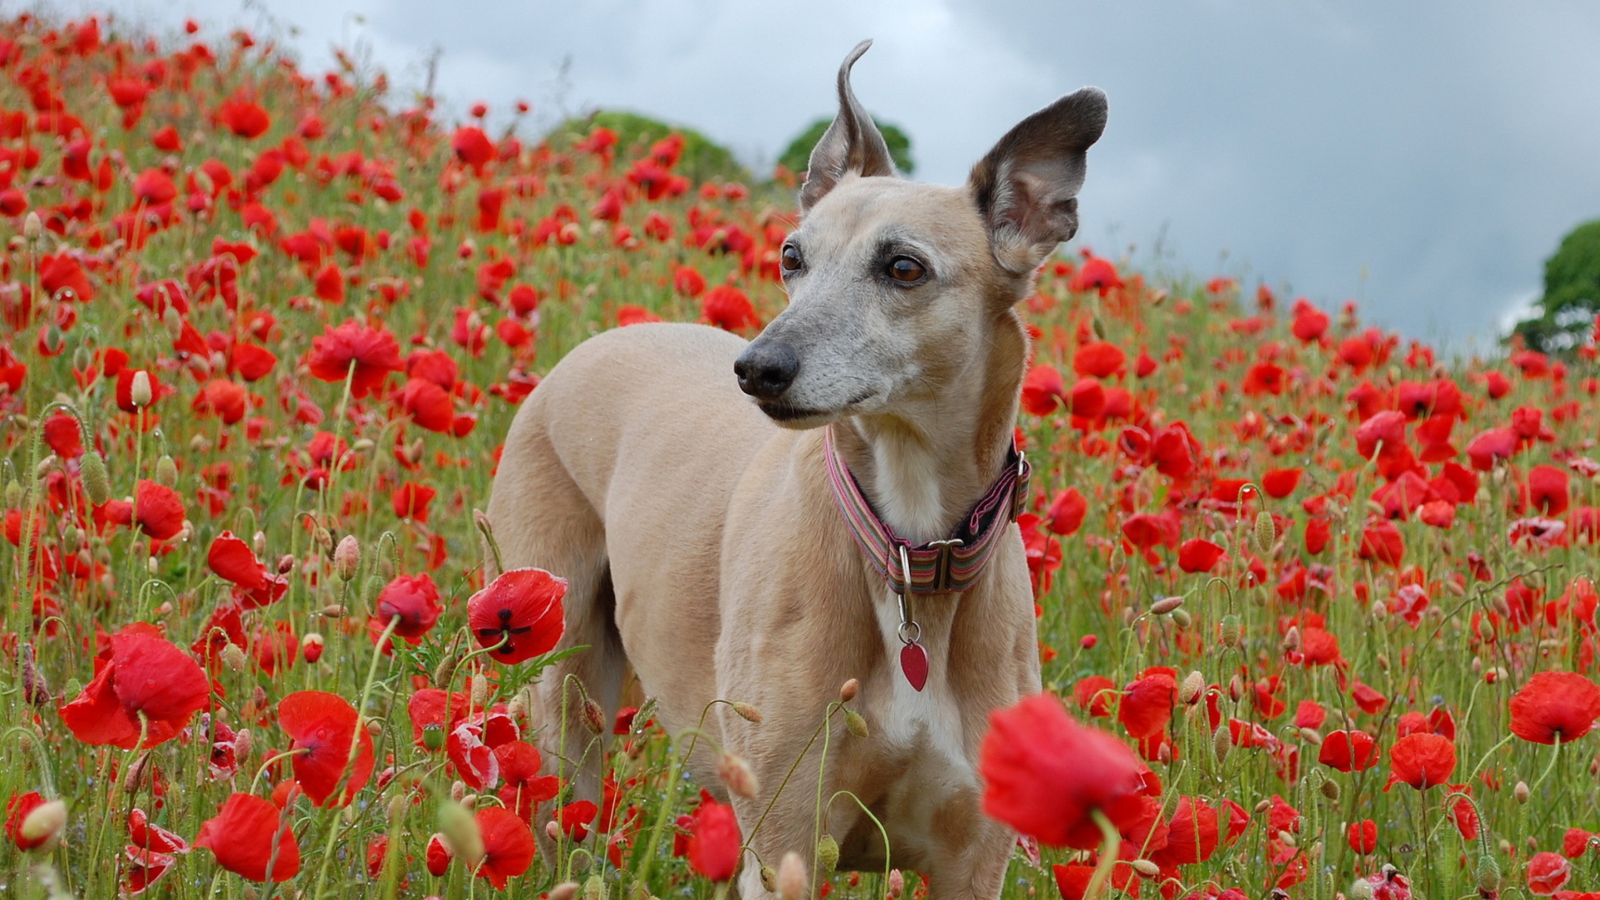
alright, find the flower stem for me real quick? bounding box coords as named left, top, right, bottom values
left=1085, top=808, right=1122, bottom=900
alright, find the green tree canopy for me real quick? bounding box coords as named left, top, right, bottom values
left=777, top=116, right=915, bottom=177
left=1514, top=218, right=1600, bottom=353
left=545, top=110, right=750, bottom=185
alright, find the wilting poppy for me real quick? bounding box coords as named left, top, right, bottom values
left=687, top=800, right=742, bottom=882
left=194, top=793, right=299, bottom=882
left=59, top=624, right=210, bottom=749
left=1385, top=733, right=1456, bottom=790
left=304, top=320, right=404, bottom=398
left=1509, top=672, right=1600, bottom=744
left=474, top=806, right=535, bottom=889
left=978, top=692, right=1146, bottom=849
left=467, top=568, right=567, bottom=664
left=277, top=690, right=374, bottom=807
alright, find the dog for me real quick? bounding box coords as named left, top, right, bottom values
left=485, top=40, right=1106, bottom=899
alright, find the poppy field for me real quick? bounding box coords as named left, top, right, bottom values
left=4, top=12, right=1600, bottom=900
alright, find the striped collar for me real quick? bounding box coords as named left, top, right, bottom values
left=823, top=425, right=1030, bottom=595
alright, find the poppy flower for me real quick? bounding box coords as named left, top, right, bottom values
left=978, top=692, right=1147, bottom=849
left=1045, top=488, right=1088, bottom=536
left=208, top=531, right=267, bottom=590
left=277, top=690, right=374, bottom=807
left=1385, top=733, right=1455, bottom=790
left=1358, top=519, right=1405, bottom=567
left=59, top=624, right=210, bottom=749
left=1509, top=672, right=1600, bottom=744
left=1527, top=852, right=1572, bottom=896
left=5, top=792, right=50, bottom=850
left=1157, top=795, right=1220, bottom=865
left=467, top=568, right=567, bottom=664
left=372, top=573, right=443, bottom=640
left=1020, top=365, right=1065, bottom=415
left=1318, top=730, right=1378, bottom=772
left=452, top=126, right=495, bottom=171
left=218, top=97, right=271, bottom=138
left=495, top=741, right=561, bottom=820
left=473, top=806, right=535, bottom=888
left=1528, top=465, right=1570, bottom=516
left=1118, top=669, right=1177, bottom=739
left=392, top=480, right=438, bottom=522
left=1178, top=538, right=1226, bottom=573
left=1347, top=819, right=1378, bottom=854
left=101, top=480, right=186, bottom=540
left=396, top=378, right=453, bottom=432
left=1052, top=862, right=1140, bottom=900
left=304, top=321, right=404, bottom=399
left=195, top=793, right=299, bottom=882
left=687, top=800, right=742, bottom=882
left=702, top=285, right=759, bottom=332
left=1072, top=341, right=1125, bottom=379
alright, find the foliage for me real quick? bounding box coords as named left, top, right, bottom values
left=776, top=116, right=915, bottom=176
left=545, top=109, right=751, bottom=185
left=1513, top=218, right=1600, bottom=353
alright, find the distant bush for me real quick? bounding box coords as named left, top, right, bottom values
left=545, top=110, right=750, bottom=185
left=776, top=116, right=914, bottom=177
left=1514, top=218, right=1600, bottom=353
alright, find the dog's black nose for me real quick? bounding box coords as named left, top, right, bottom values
left=734, top=343, right=799, bottom=400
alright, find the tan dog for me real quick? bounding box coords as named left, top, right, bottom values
left=486, top=41, right=1106, bottom=899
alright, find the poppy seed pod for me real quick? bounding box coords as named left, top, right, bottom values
left=79, top=450, right=110, bottom=506
left=1180, top=671, right=1205, bottom=705
left=844, top=709, right=869, bottom=738
left=816, top=834, right=840, bottom=872
left=1220, top=614, right=1242, bottom=648
left=24, top=210, right=42, bottom=241
left=1254, top=510, right=1277, bottom=555
left=130, top=370, right=153, bottom=407
left=731, top=701, right=763, bottom=723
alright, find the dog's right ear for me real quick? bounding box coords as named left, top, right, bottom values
left=968, top=88, right=1108, bottom=275
left=799, top=40, right=898, bottom=213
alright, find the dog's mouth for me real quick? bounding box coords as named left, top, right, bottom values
left=757, top=389, right=878, bottom=427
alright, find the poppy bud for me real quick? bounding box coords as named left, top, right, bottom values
left=844, top=709, right=869, bottom=738
left=1320, top=779, right=1340, bottom=800
left=760, top=866, right=778, bottom=892
left=194, top=170, right=215, bottom=195
left=190, top=433, right=211, bottom=453
left=460, top=793, right=478, bottom=809
left=155, top=454, right=178, bottom=487
left=312, top=526, right=333, bottom=556
left=422, top=724, right=446, bottom=751
left=335, top=535, right=360, bottom=581
left=469, top=675, right=489, bottom=708
left=80, top=450, right=111, bottom=506
left=20, top=644, right=49, bottom=705
left=4, top=478, right=22, bottom=508
left=365, top=574, right=386, bottom=604
left=63, top=526, right=82, bottom=554
left=583, top=875, right=605, bottom=900
left=546, top=820, right=562, bottom=842
left=1220, top=614, right=1242, bottom=648
left=1282, top=626, right=1301, bottom=653
left=432, top=652, right=461, bottom=689
left=1514, top=781, right=1530, bottom=804
left=550, top=883, right=581, bottom=900
left=251, top=530, right=267, bottom=558
left=888, top=868, right=906, bottom=898
left=839, top=678, right=859, bottom=702
left=1151, top=595, right=1183, bottom=615
left=778, top=852, right=808, bottom=900
left=1300, top=727, right=1323, bottom=745
left=19, top=799, right=66, bottom=849
left=1253, top=510, right=1277, bottom=555
left=1172, top=609, right=1193, bottom=628
left=1180, top=671, right=1205, bottom=705
left=817, top=834, right=840, bottom=872
left=438, top=801, right=484, bottom=869
left=233, top=729, right=253, bottom=763
left=122, top=752, right=152, bottom=794
left=130, top=370, right=153, bottom=407
left=1229, top=674, right=1244, bottom=701
left=717, top=753, right=759, bottom=799
left=1210, top=724, right=1230, bottom=765
left=582, top=699, right=605, bottom=735
left=321, top=604, right=348, bottom=618
left=731, top=702, right=763, bottom=723
left=302, top=633, right=324, bottom=663
left=1476, top=855, right=1500, bottom=893
left=220, top=643, right=248, bottom=673
left=277, top=554, right=294, bottom=575
left=1129, top=859, right=1160, bottom=878
left=24, top=210, right=42, bottom=242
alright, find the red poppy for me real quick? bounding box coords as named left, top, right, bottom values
left=1118, top=669, right=1177, bottom=739
left=467, top=568, right=567, bottom=664
left=372, top=573, right=443, bottom=640
left=1045, top=488, right=1088, bottom=536
left=979, top=692, right=1147, bottom=849
left=1021, top=364, right=1065, bottom=415
left=1358, top=519, right=1405, bottom=567
left=277, top=690, right=374, bottom=807
left=5, top=792, right=49, bottom=850
left=195, top=793, right=299, bottom=883
left=1157, top=795, right=1220, bottom=865
left=1347, top=819, right=1378, bottom=854
left=1318, top=730, right=1379, bottom=772
left=1466, top=427, right=1518, bottom=470
left=702, top=285, right=759, bottom=331
left=1527, top=852, right=1571, bottom=896
left=392, top=480, right=438, bottom=522
left=1385, top=733, right=1455, bottom=790
left=408, top=689, right=470, bottom=748
left=1509, top=672, right=1600, bottom=744
left=397, top=378, right=453, bottom=432
left=218, top=97, right=271, bottom=138
left=1072, top=341, right=1125, bottom=379
left=304, top=321, right=404, bottom=399
left=207, top=531, right=267, bottom=590
left=1178, top=538, right=1226, bottom=573
left=1052, top=862, right=1140, bottom=900
left=1073, top=676, right=1116, bottom=717
left=1351, top=683, right=1388, bottom=715
left=452, top=126, right=495, bottom=171
left=427, top=833, right=453, bottom=876
left=687, top=800, right=742, bottom=882
left=495, top=741, right=561, bottom=820
left=59, top=624, right=210, bottom=749
left=101, top=480, right=186, bottom=540
left=1528, top=465, right=1571, bottom=515
left=473, top=806, right=535, bottom=888
left=1262, top=468, right=1302, bottom=498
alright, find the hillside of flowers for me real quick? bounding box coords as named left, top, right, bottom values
left=3, top=12, right=1600, bottom=900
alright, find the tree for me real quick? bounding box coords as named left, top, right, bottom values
left=1514, top=218, right=1600, bottom=353
left=545, top=110, right=750, bottom=185
left=776, top=116, right=914, bottom=178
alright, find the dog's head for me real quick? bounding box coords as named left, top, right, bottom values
left=734, top=40, right=1107, bottom=428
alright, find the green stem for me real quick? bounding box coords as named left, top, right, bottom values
left=1085, top=808, right=1122, bottom=900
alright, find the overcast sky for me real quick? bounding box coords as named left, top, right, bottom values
left=59, top=0, right=1600, bottom=352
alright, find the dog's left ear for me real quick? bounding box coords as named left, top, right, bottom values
left=799, top=40, right=898, bottom=213
left=968, top=88, right=1108, bottom=275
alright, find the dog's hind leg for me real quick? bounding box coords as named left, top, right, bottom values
left=486, top=401, right=627, bottom=850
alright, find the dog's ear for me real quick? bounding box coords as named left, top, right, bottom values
left=968, top=88, right=1108, bottom=275
left=799, top=40, right=898, bottom=212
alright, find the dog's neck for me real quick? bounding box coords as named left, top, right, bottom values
left=832, top=310, right=1028, bottom=546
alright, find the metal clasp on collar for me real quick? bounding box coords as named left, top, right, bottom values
left=925, top=537, right=964, bottom=594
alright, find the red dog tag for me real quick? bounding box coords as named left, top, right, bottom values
left=900, top=641, right=928, bottom=692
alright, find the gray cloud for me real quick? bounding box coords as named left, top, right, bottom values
left=82, top=0, right=1600, bottom=349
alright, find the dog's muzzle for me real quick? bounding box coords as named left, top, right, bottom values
left=733, top=341, right=799, bottom=401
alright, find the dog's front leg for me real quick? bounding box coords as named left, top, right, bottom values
left=920, top=800, right=1015, bottom=900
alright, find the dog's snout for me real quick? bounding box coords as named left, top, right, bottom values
left=734, top=343, right=799, bottom=400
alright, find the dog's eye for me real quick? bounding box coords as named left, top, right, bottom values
left=888, top=257, right=926, bottom=283
left=780, top=244, right=803, bottom=273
